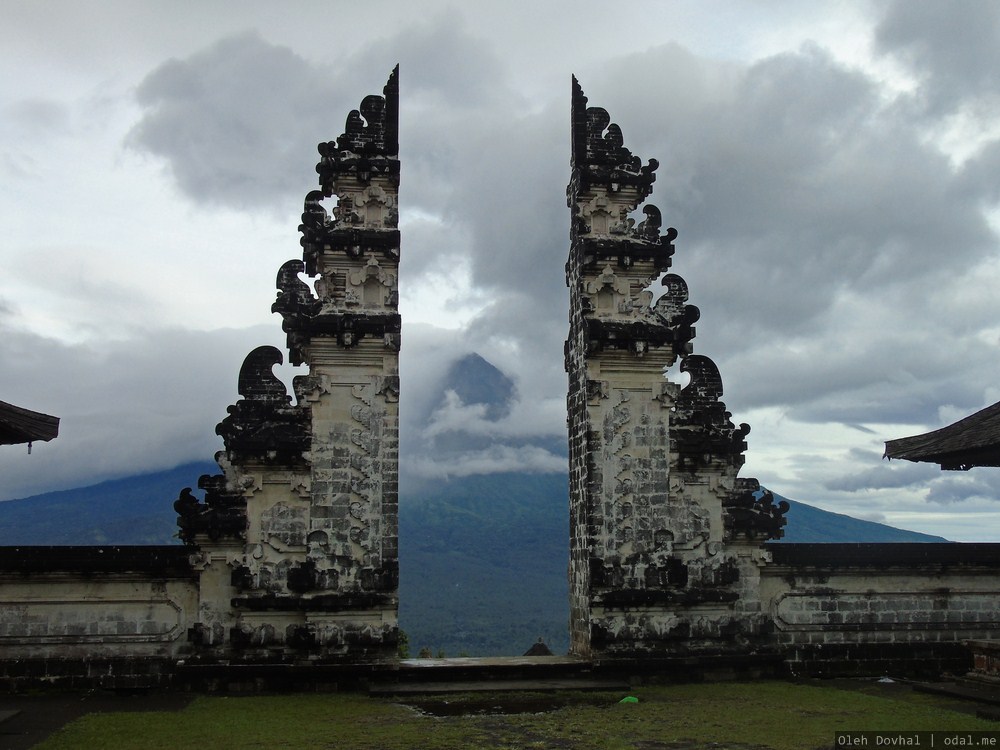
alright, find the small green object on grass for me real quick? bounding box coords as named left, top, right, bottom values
left=619, top=696, right=639, bottom=704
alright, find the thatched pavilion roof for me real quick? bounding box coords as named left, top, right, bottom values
left=0, top=400, right=59, bottom=447
left=884, top=400, right=1000, bottom=470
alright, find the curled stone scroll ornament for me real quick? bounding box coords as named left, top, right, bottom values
left=272, top=260, right=320, bottom=318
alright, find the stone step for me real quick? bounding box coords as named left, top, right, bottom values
left=370, top=676, right=629, bottom=697
left=388, top=656, right=595, bottom=684
left=368, top=656, right=627, bottom=697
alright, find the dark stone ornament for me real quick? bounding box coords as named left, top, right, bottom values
left=215, top=346, right=309, bottom=463
left=672, top=355, right=750, bottom=471
left=286, top=559, right=318, bottom=594
left=272, top=259, right=320, bottom=319
left=277, top=310, right=403, bottom=364
left=315, top=65, right=399, bottom=192
left=173, top=474, right=247, bottom=545
left=725, top=478, right=789, bottom=541
left=654, top=274, right=700, bottom=351
left=570, top=76, right=659, bottom=200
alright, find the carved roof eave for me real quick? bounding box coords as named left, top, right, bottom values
left=300, top=227, right=401, bottom=273
left=316, top=154, right=400, bottom=189
left=885, top=399, right=1000, bottom=470
left=279, top=312, right=403, bottom=364
left=585, top=318, right=693, bottom=354
left=278, top=311, right=402, bottom=338
left=572, top=164, right=657, bottom=201
left=576, top=234, right=675, bottom=270
left=0, top=400, right=59, bottom=445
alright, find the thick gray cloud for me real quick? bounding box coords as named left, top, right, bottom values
left=351, top=11, right=510, bottom=110
left=823, top=449, right=939, bottom=493
left=129, top=32, right=353, bottom=210
left=597, top=43, right=992, bottom=322
left=875, top=0, right=1000, bottom=114
left=726, top=328, right=997, bottom=426
left=957, top=138, right=1000, bottom=207
left=926, top=470, right=1000, bottom=505
left=5, top=98, right=71, bottom=136
left=127, top=16, right=517, bottom=215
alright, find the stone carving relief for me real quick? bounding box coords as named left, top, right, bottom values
left=333, top=185, right=397, bottom=229
left=585, top=265, right=631, bottom=315
left=346, top=256, right=396, bottom=308
left=214, top=346, right=308, bottom=464
left=260, top=502, right=308, bottom=549
left=579, top=194, right=631, bottom=236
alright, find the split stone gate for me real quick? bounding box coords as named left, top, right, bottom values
left=1, top=69, right=999, bottom=688
left=171, top=67, right=787, bottom=669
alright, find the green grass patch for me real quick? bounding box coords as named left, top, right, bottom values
left=36, top=680, right=998, bottom=750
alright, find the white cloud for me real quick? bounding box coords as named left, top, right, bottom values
left=402, top=444, right=567, bottom=482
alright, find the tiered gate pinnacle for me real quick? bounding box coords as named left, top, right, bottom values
left=565, top=77, right=787, bottom=665
left=176, top=67, right=401, bottom=665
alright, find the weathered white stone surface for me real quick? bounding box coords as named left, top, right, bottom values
left=0, top=576, right=197, bottom=658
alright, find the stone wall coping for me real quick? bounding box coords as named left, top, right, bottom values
left=0, top=546, right=194, bottom=577
left=766, top=542, right=1000, bottom=569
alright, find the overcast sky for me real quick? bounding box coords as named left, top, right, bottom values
left=3, top=1, right=1000, bottom=541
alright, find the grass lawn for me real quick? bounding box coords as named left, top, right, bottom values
left=36, top=680, right=998, bottom=750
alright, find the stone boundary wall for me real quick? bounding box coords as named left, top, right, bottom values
left=0, top=546, right=198, bottom=690
left=762, top=543, right=1000, bottom=677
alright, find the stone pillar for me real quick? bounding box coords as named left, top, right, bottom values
left=176, top=68, right=400, bottom=665
left=565, top=78, right=787, bottom=665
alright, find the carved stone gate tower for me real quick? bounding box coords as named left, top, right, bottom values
left=565, top=79, right=787, bottom=666
left=176, top=68, right=400, bottom=665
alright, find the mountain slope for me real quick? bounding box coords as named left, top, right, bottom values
left=0, top=462, right=215, bottom=545
left=399, top=472, right=570, bottom=656
left=779, top=496, right=946, bottom=543
left=439, top=353, right=515, bottom=420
